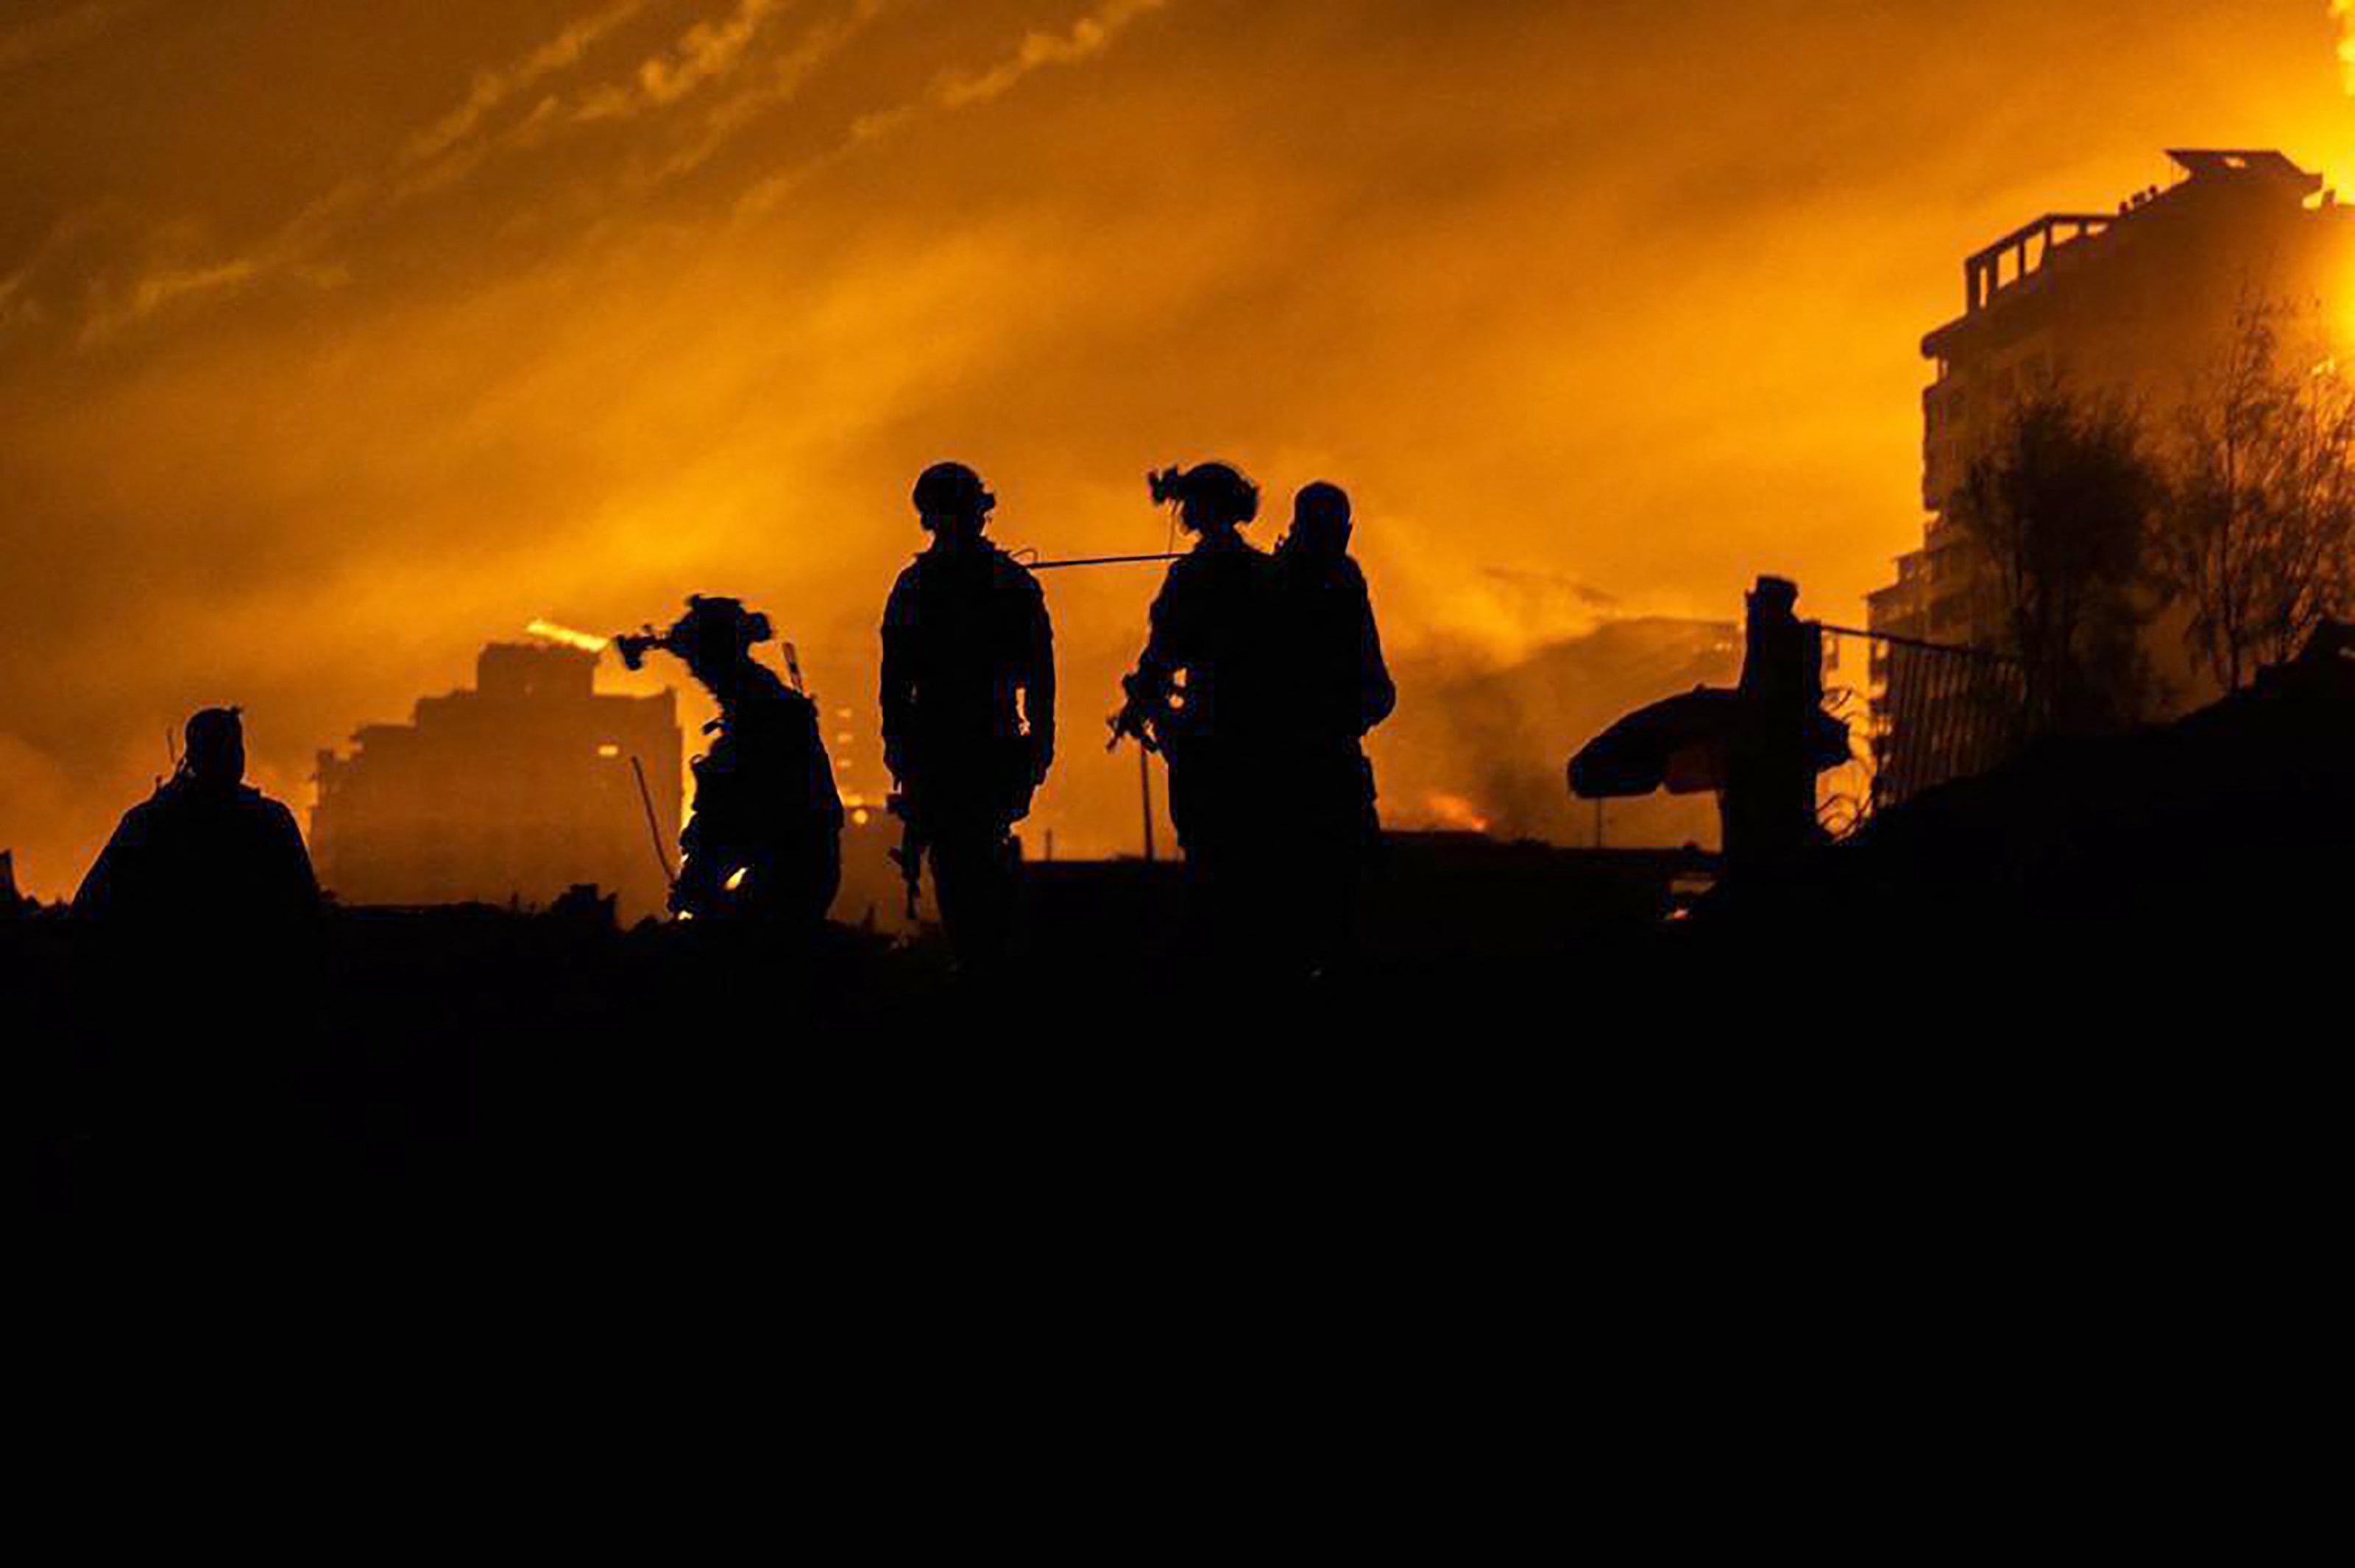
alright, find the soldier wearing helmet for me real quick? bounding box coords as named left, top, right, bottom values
left=880, top=461, right=1055, bottom=965
left=619, top=595, right=843, bottom=925
left=1113, top=461, right=1278, bottom=948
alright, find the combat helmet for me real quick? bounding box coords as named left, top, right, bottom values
left=913, top=461, right=995, bottom=527
left=1148, top=461, right=1260, bottom=529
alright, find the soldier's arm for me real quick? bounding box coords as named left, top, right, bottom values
left=670, top=847, right=723, bottom=915
left=1123, top=569, right=1183, bottom=703
left=1358, top=573, right=1398, bottom=733
left=1022, top=578, right=1057, bottom=774
left=267, top=802, right=324, bottom=917
left=1109, top=564, right=1192, bottom=748
left=71, top=817, right=135, bottom=919
left=879, top=575, right=918, bottom=779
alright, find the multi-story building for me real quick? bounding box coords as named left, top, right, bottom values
left=312, top=642, right=682, bottom=920
left=1868, top=149, right=2355, bottom=798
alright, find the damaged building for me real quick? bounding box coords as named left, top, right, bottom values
left=1867, top=149, right=2355, bottom=801
left=311, top=642, right=681, bottom=920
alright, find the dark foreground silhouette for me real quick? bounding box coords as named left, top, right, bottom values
left=617, top=595, right=842, bottom=925
left=1112, top=464, right=1398, bottom=971
left=1113, top=461, right=1279, bottom=955
left=12, top=781, right=2337, bottom=1490
left=882, top=461, right=1055, bottom=968
left=1272, top=480, right=1397, bottom=968
left=74, top=706, right=319, bottom=934
left=13, top=604, right=2343, bottom=1510
left=15, top=834, right=1699, bottom=1229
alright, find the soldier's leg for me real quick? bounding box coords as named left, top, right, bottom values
left=1161, top=751, right=1219, bottom=957
left=1310, top=746, right=1379, bottom=969
left=1170, top=744, right=1264, bottom=965
left=928, top=814, right=1018, bottom=967
left=805, top=828, right=843, bottom=926
left=740, top=828, right=839, bottom=928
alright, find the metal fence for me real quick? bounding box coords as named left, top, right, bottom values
left=1819, top=625, right=2026, bottom=813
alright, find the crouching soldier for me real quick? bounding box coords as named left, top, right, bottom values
left=618, top=595, right=843, bottom=927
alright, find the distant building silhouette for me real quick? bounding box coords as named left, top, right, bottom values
left=311, top=643, right=681, bottom=919
left=1868, top=149, right=2355, bottom=799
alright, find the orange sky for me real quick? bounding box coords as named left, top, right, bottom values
left=5, top=0, right=2355, bottom=896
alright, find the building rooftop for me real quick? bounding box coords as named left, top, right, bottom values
left=1930, top=149, right=2334, bottom=352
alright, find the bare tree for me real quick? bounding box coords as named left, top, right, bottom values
left=1956, top=380, right=2162, bottom=735
left=2161, top=297, right=2355, bottom=692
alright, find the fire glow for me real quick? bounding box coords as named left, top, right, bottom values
left=525, top=620, right=611, bottom=654
left=10, top=6, right=2355, bottom=897
left=1422, top=792, right=1493, bottom=835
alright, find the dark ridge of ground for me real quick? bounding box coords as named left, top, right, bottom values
left=17, top=665, right=2347, bottom=1500
left=6, top=835, right=1713, bottom=1229
left=10, top=817, right=2336, bottom=1483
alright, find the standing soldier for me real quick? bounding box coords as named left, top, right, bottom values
left=617, top=595, right=843, bottom=927
left=879, top=461, right=1055, bottom=966
left=1272, top=481, right=1395, bottom=971
left=1721, top=575, right=1832, bottom=884
left=1111, top=461, right=1275, bottom=950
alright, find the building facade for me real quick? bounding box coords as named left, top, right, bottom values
left=312, top=643, right=682, bottom=920
left=1868, top=149, right=2355, bottom=798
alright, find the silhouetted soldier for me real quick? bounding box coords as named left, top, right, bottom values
left=74, top=706, right=320, bottom=933
left=617, top=596, right=842, bottom=926
left=1721, top=575, right=1830, bottom=881
left=1272, top=481, right=1395, bottom=968
left=881, top=461, right=1055, bottom=966
left=1113, top=461, right=1275, bottom=948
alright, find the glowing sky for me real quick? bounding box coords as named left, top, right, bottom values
left=5, top=0, right=2355, bottom=895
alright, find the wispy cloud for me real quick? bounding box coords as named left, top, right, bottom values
left=81, top=0, right=663, bottom=336
left=937, top=0, right=1166, bottom=109
left=576, top=0, right=787, bottom=122
left=651, top=0, right=893, bottom=182
left=737, top=0, right=1172, bottom=217
left=0, top=266, right=33, bottom=332
left=74, top=0, right=1167, bottom=339
left=408, top=0, right=649, bottom=163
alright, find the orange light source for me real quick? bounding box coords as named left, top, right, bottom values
left=525, top=619, right=610, bottom=653
left=1423, top=792, right=1492, bottom=834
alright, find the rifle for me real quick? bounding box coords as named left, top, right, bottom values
left=887, top=790, right=926, bottom=920
left=1105, top=684, right=1169, bottom=754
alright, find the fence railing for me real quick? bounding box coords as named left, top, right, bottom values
left=1816, top=623, right=2025, bottom=813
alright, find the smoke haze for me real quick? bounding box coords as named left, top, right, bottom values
left=6, top=1, right=2355, bottom=894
